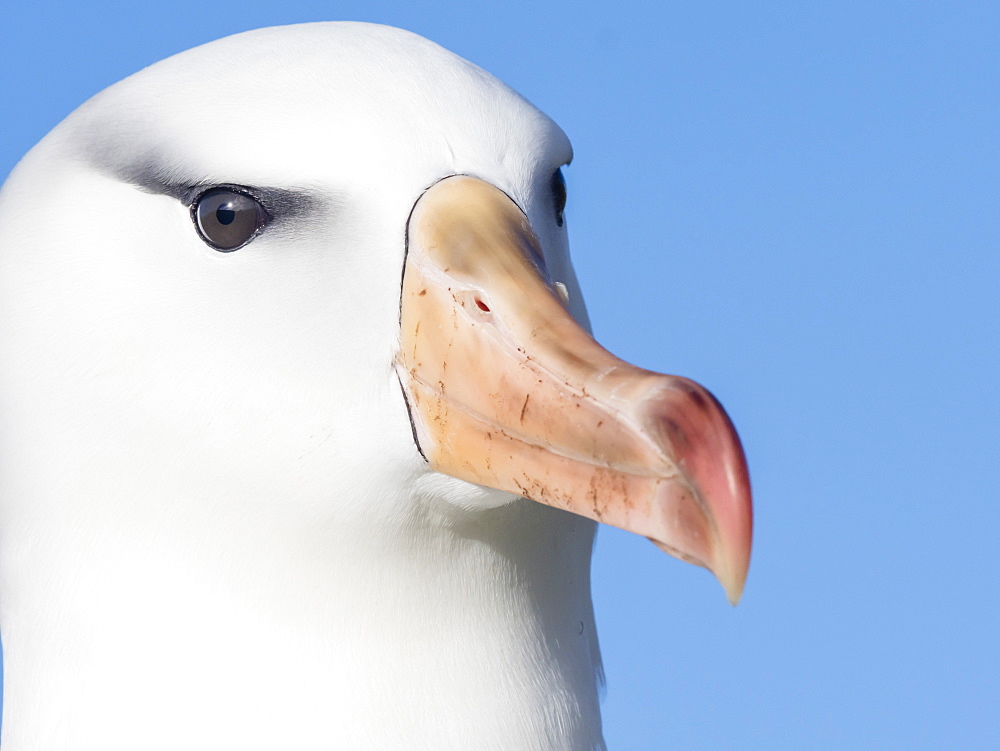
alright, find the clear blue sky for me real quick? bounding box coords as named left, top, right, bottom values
left=2, top=1, right=997, bottom=747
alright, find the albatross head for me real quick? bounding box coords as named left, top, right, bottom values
left=0, top=22, right=751, bottom=749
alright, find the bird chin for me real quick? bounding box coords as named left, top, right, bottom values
left=413, top=471, right=520, bottom=511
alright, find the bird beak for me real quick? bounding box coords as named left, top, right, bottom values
left=395, top=176, right=753, bottom=604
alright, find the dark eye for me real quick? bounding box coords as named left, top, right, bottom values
left=550, top=168, right=567, bottom=227
left=193, top=188, right=268, bottom=251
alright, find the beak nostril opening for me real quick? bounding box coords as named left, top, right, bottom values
left=475, top=298, right=491, bottom=313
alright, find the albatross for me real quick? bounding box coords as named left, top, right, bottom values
left=0, top=22, right=752, bottom=749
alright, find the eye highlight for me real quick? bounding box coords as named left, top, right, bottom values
left=193, top=188, right=268, bottom=251
left=550, top=168, right=567, bottom=227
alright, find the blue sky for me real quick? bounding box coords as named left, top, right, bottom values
left=1, top=1, right=997, bottom=747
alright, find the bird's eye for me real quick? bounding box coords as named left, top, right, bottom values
left=550, top=168, right=567, bottom=228
left=193, top=188, right=268, bottom=251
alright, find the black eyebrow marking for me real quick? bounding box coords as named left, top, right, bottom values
left=138, top=178, right=322, bottom=225
left=91, top=150, right=324, bottom=219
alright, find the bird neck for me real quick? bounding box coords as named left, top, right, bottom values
left=0, top=482, right=605, bottom=749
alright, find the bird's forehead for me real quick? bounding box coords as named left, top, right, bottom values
left=69, top=22, right=571, bottom=195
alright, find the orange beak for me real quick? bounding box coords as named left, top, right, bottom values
left=396, top=176, right=753, bottom=604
